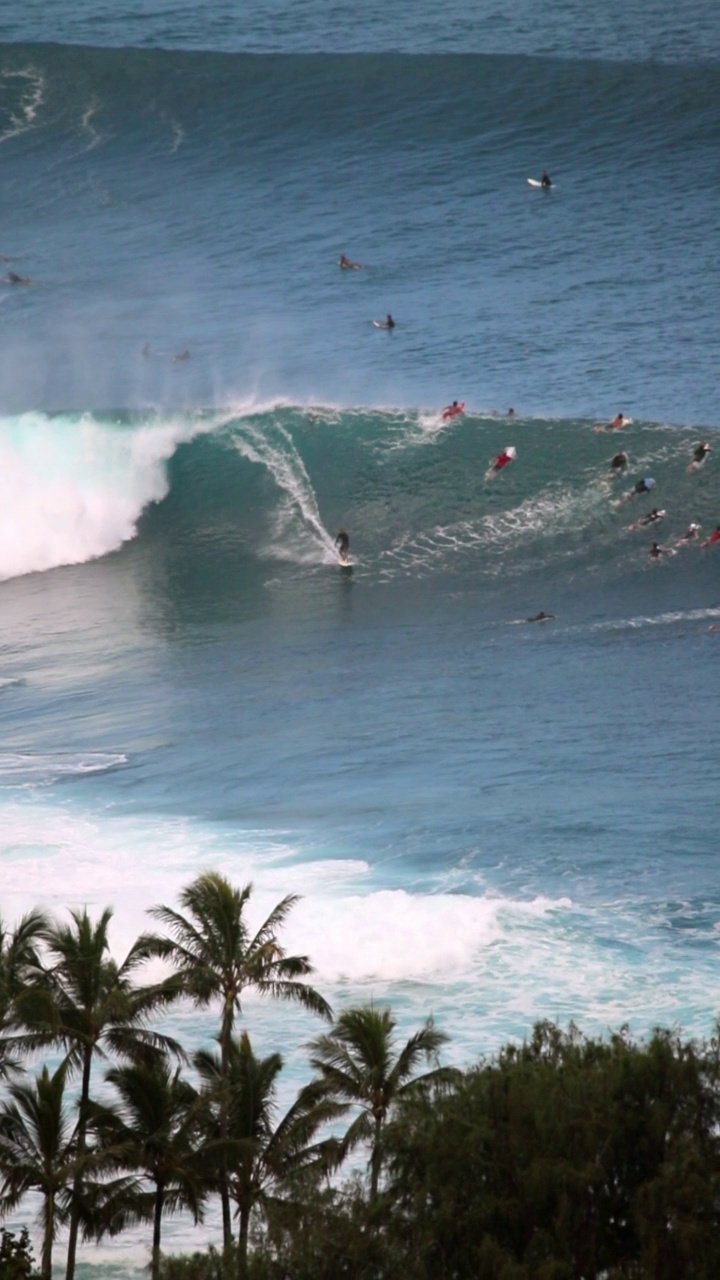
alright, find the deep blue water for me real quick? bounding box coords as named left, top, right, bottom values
left=1, top=1, right=719, bottom=1271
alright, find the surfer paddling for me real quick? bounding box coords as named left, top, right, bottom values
left=688, top=441, right=711, bottom=472
left=441, top=400, right=464, bottom=420
left=2, top=270, right=31, bottom=285
left=486, top=447, right=516, bottom=479
left=676, top=523, right=701, bottom=546
left=609, top=450, right=628, bottom=476
left=339, top=254, right=363, bottom=269
left=335, top=528, right=350, bottom=564
left=595, top=413, right=628, bottom=432
left=618, top=476, right=655, bottom=504
left=628, top=508, right=665, bottom=531
left=649, top=541, right=675, bottom=559
left=701, top=525, right=720, bottom=548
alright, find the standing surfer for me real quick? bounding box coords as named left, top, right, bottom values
left=335, top=529, right=350, bottom=563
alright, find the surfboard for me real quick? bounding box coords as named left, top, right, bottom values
left=593, top=417, right=633, bottom=432
left=528, top=178, right=552, bottom=189
left=373, top=320, right=394, bottom=329
left=441, top=401, right=465, bottom=420
left=338, top=557, right=353, bottom=569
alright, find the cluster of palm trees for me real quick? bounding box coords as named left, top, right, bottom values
left=0, top=872, right=457, bottom=1280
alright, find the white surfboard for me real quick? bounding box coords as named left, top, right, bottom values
left=373, top=320, right=394, bottom=329
left=528, top=178, right=553, bottom=189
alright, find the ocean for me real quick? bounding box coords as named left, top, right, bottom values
left=1, top=0, right=719, bottom=1271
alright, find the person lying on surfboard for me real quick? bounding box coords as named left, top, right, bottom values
left=609, top=450, right=628, bottom=475
left=688, top=441, right=711, bottom=472
left=335, top=529, right=350, bottom=563
left=676, top=522, right=701, bottom=545
left=628, top=508, right=665, bottom=531
left=339, top=254, right=363, bottom=269
left=441, top=400, right=464, bottom=420
left=490, top=447, right=516, bottom=473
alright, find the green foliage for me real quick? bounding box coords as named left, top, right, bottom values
left=158, top=1245, right=235, bottom=1280
left=0, top=1228, right=38, bottom=1280
left=381, top=1022, right=720, bottom=1279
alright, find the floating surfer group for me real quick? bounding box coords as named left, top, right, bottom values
left=610, top=439, right=717, bottom=558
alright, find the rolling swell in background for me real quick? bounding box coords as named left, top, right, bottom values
left=0, top=45, right=719, bottom=418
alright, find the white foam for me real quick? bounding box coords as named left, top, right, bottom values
left=0, top=411, right=202, bottom=580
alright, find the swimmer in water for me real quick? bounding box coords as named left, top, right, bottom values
left=489, top=447, right=516, bottom=473
left=628, top=507, right=666, bottom=530
left=339, top=254, right=363, bottom=269
left=618, top=476, right=655, bottom=504
left=687, top=441, right=711, bottom=472
left=676, top=522, right=701, bottom=545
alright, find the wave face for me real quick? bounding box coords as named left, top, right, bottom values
left=1, top=405, right=716, bottom=611
left=1, top=45, right=720, bottom=420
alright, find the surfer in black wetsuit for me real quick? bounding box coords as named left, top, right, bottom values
left=649, top=541, right=673, bottom=559
left=540, top=170, right=552, bottom=188
left=688, top=441, right=711, bottom=471
left=528, top=611, right=555, bottom=622
left=610, top=450, right=628, bottom=475
left=628, top=508, right=665, bottom=531
left=335, top=529, right=350, bottom=562
left=2, top=270, right=30, bottom=284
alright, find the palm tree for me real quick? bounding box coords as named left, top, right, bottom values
left=0, top=909, right=49, bottom=1080
left=0, top=1061, right=76, bottom=1279
left=195, top=1031, right=341, bottom=1280
left=92, top=1056, right=205, bottom=1280
left=308, top=1004, right=460, bottom=1201
left=138, top=872, right=332, bottom=1247
left=18, top=906, right=183, bottom=1280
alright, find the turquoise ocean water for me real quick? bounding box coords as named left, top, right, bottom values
left=1, top=1, right=719, bottom=1270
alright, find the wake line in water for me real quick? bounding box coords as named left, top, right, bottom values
left=233, top=421, right=337, bottom=565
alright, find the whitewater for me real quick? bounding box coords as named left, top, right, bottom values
left=1, top=0, right=720, bottom=1271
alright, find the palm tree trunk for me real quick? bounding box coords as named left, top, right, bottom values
left=151, top=1183, right=164, bottom=1280
left=369, top=1115, right=383, bottom=1202
left=65, top=1046, right=93, bottom=1280
left=220, top=1016, right=233, bottom=1249
left=237, top=1204, right=251, bottom=1280
left=42, top=1190, right=55, bottom=1280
